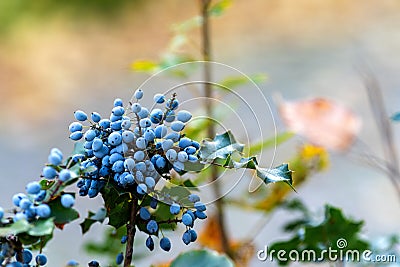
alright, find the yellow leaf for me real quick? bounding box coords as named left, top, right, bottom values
left=130, top=60, right=158, bottom=72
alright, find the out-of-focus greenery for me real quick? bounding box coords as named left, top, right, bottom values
left=0, top=0, right=142, bottom=34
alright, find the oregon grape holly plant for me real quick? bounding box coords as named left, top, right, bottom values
left=0, top=89, right=293, bottom=266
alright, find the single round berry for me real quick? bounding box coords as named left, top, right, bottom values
left=131, top=103, right=142, bottom=113
left=92, top=138, right=103, bottom=151
left=139, top=118, right=152, bottom=128
left=61, top=194, right=75, bottom=208
left=69, top=122, right=83, bottom=133
left=88, top=260, right=100, bottom=267
left=35, top=254, right=48, bottom=266
left=59, top=169, right=72, bottom=182
left=69, top=131, right=83, bottom=141
left=114, top=98, right=123, bottom=107
left=42, top=166, right=57, bottom=179
left=160, top=237, right=171, bottom=252
left=182, top=231, right=191, bottom=245
left=194, top=201, right=206, bottom=212
left=177, top=110, right=192, bottom=123
left=182, top=213, right=193, bottom=226
left=137, top=183, right=147, bottom=194
left=91, top=112, right=102, bottom=122
left=146, top=220, right=158, bottom=234
left=195, top=210, right=207, bottom=219
left=134, top=89, right=144, bottom=100
left=188, top=194, right=200, bottom=203
left=36, top=204, right=51, bottom=218
left=121, top=235, right=128, bottom=244
left=150, top=109, right=163, bottom=124
left=166, top=99, right=179, bottom=110
left=136, top=137, right=147, bottom=150
left=116, top=252, right=124, bottom=265
left=177, top=151, right=188, bottom=162
left=74, top=110, right=88, bottom=121
left=169, top=203, right=180, bottom=215
left=153, top=93, right=165, bottom=104
left=112, top=106, right=125, bottom=116
left=108, top=132, right=123, bottom=146
left=189, top=229, right=197, bottom=242
left=171, top=121, right=185, bottom=132
left=26, top=181, right=41, bottom=195
left=139, top=207, right=151, bottom=221
left=22, top=249, right=33, bottom=264
left=161, top=139, right=174, bottom=151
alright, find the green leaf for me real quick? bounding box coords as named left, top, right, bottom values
left=256, top=164, right=295, bottom=190
left=48, top=197, right=79, bottom=228
left=80, top=208, right=107, bottom=234
left=247, top=132, right=295, bottom=155
left=28, top=218, right=54, bottom=236
left=218, top=74, right=267, bottom=89
left=199, top=131, right=244, bottom=161
left=391, top=112, right=400, bottom=122
left=0, top=220, right=31, bottom=237
left=108, top=201, right=130, bottom=229
left=72, top=141, right=85, bottom=155
left=208, top=0, right=232, bottom=17
left=171, top=249, right=234, bottom=267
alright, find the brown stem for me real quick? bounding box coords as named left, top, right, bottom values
left=200, top=0, right=233, bottom=258
left=124, top=197, right=138, bottom=267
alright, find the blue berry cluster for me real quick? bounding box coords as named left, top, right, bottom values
left=68, top=90, right=200, bottom=196
left=0, top=243, right=47, bottom=267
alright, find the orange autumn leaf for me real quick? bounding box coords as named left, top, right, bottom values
left=279, top=97, right=361, bottom=151
left=198, top=215, right=255, bottom=266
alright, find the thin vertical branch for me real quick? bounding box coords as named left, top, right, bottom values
left=200, top=0, right=233, bottom=258
left=124, top=197, right=138, bottom=267
left=364, top=73, right=400, bottom=200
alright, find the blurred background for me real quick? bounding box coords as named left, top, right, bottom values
left=0, top=0, right=399, bottom=266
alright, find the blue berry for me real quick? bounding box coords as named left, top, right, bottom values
left=122, top=130, right=135, bottom=143
left=35, top=190, right=46, bottom=202
left=146, top=220, right=158, bottom=234
left=150, top=198, right=158, bottom=209
left=135, top=137, right=146, bottom=150
left=131, top=103, right=141, bottom=113
left=42, top=166, right=57, bottom=179
left=166, top=99, right=179, bottom=110
left=35, top=254, right=47, bottom=266
left=121, top=235, right=128, bottom=244
left=195, top=210, right=207, bottom=219
left=69, top=122, right=83, bottom=133
left=137, top=183, right=147, bottom=194
left=155, top=157, right=167, bottom=169
left=166, top=149, right=177, bottom=162
left=154, top=125, right=167, bottom=138
left=0, top=207, right=4, bottom=220
left=194, top=201, right=206, bottom=212
left=112, top=106, right=125, bottom=116
left=121, top=119, right=132, bottom=130
left=178, top=138, right=192, bottom=149
left=26, top=181, right=41, bottom=195
left=114, top=98, right=123, bottom=107
left=182, top=231, right=191, bottom=245
left=146, top=236, right=154, bottom=251
left=188, top=155, right=198, bottom=162
left=66, top=260, right=79, bottom=266
left=165, top=132, right=180, bottom=142
left=161, top=139, right=173, bottom=151
left=92, top=138, right=103, bottom=151
left=177, top=151, right=188, bottom=162
left=116, top=252, right=124, bottom=265
left=177, top=110, right=192, bottom=123
left=188, top=194, right=200, bottom=203
left=164, top=110, right=176, bottom=122
left=182, top=213, right=193, bottom=226
left=139, top=207, right=151, bottom=221
left=69, top=131, right=83, bottom=141
left=74, top=110, right=88, bottom=121
left=61, top=194, right=75, bottom=208
left=169, top=203, right=180, bottom=215
left=91, top=112, right=102, bottom=122
left=19, top=198, right=31, bottom=210
left=36, top=204, right=51, bottom=218
left=137, top=107, right=149, bottom=119
left=160, top=237, right=171, bottom=251
left=139, top=118, right=152, bottom=128
left=134, top=89, right=144, bottom=100
left=189, top=229, right=197, bottom=242
left=144, top=130, right=155, bottom=142
left=150, top=109, right=163, bottom=124
left=134, top=151, right=145, bottom=161
left=22, top=249, right=33, bottom=263
left=184, top=146, right=197, bottom=155
left=84, top=129, right=97, bottom=142
left=59, top=169, right=72, bottom=182
left=145, top=177, right=155, bottom=189
left=88, top=260, right=100, bottom=267
left=108, top=132, right=122, bottom=146
left=171, top=121, right=185, bottom=132
left=99, top=119, right=111, bottom=128
left=153, top=93, right=165, bottom=104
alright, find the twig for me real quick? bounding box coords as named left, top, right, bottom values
left=200, top=0, right=233, bottom=258
left=124, top=197, right=138, bottom=267
left=363, top=73, right=400, bottom=201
